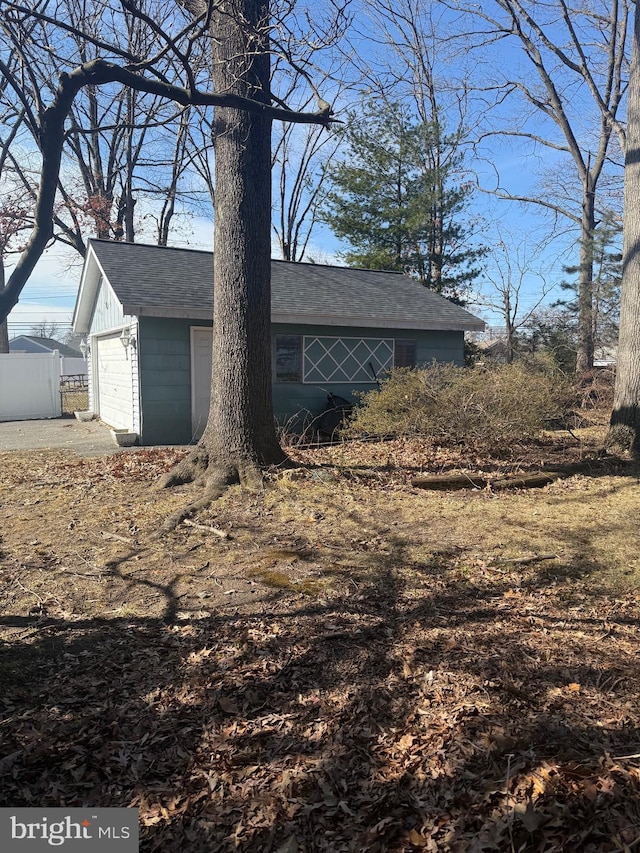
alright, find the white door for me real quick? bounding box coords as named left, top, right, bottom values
left=191, top=327, right=212, bottom=439
left=96, top=333, right=133, bottom=431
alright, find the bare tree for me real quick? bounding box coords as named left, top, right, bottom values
left=0, top=169, right=33, bottom=352
left=0, top=41, right=34, bottom=353
left=0, top=0, right=339, bottom=507
left=29, top=320, right=61, bottom=339
left=270, top=36, right=349, bottom=261
left=359, top=0, right=469, bottom=128
left=0, top=0, right=216, bottom=263
left=154, top=107, right=194, bottom=246
left=272, top=110, right=341, bottom=261
left=476, top=231, right=554, bottom=363
left=441, top=0, right=630, bottom=374
left=0, top=195, right=31, bottom=352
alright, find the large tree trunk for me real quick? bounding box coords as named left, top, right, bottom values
left=607, top=2, right=640, bottom=455
left=163, top=0, right=286, bottom=503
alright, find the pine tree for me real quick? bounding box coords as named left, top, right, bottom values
left=321, top=102, right=485, bottom=303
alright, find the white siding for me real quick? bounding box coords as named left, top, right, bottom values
left=89, top=275, right=125, bottom=335
left=131, top=326, right=141, bottom=435
left=87, top=348, right=94, bottom=413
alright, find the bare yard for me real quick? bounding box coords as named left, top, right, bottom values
left=0, top=423, right=639, bottom=851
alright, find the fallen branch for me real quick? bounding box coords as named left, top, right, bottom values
left=491, top=472, right=561, bottom=491
left=411, top=471, right=564, bottom=491
left=491, top=553, right=558, bottom=566
left=411, top=473, right=487, bottom=490
left=182, top=519, right=231, bottom=540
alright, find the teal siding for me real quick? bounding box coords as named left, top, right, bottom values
left=414, top=332, right=464, bottom=365
left=136, top=317, right=464, bottom=445
left=138, top=317, right=209, bottom=445
left=271, top=322, right=464, bottom=430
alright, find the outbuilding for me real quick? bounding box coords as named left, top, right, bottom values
left=73, top=239, right=484, bottom=445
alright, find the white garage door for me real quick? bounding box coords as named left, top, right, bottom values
left=191, top=327, right=212, bottom=439
left=96, top=333, right=133, bottom=431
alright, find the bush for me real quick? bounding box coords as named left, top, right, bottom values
left=345, top=361, right=573, bottom=453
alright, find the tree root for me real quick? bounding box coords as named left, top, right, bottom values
left=161, top=487, right=226, bottom=533
left=159, top=445, right=279, bottom=532
left=159, top=446, right=211, bottom=489
left=603, top=424, right=640, bottom=458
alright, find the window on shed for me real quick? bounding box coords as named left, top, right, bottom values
left=275, top=335, right=302, bottom=382
left=394, top=339, right=417, bottom=368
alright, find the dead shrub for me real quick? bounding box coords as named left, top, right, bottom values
left=345, top=361, right=573, bottom=453
left=576, top=368, right=616, bottom=409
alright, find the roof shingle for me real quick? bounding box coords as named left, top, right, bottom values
left=86, top=239, right=484, bottom=331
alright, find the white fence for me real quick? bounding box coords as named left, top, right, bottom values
left=61, top=356, right=88, bottom=378
left=0, top=352, right=62, bottom=421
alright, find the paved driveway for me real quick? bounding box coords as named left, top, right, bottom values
left=0, top=416, right=123, bottom=456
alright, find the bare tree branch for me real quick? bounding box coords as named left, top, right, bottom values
left=0, top=52, right=337, bottom=321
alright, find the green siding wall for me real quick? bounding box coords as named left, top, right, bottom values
left=136, top=317, right=464, bottom=445
left=271, top=323, right=464, bottom=431
left=138, top=317, right=205, bottom=445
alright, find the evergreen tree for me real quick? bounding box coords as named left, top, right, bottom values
left=321, top=102, right=485, bottom=303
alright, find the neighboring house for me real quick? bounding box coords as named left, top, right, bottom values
left=73, top=239, right=485, bottom=445
left=475, top=338, right=512, bottom=364
left=9, top=335, right=82, bottom=357
left=9, top=335, right=87, bottom=380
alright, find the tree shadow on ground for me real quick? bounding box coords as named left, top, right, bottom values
left=1, top=515, right=639, bottom=852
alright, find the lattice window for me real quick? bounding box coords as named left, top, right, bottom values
left=303, top=336, right=394, bottom=383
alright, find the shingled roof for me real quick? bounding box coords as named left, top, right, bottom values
left=9, top=335, right=83, bottom=357
left=76, top=239, right=484, bottom=332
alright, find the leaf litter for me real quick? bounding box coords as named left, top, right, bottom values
left=0, top=429, right=640, bottom=851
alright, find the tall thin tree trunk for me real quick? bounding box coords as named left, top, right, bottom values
left=576, top=177, right=596, bottom=374
left=504, top=289, right=514, bottom=364
left=607, top=3, right=640, bottom=454
left=124, top=89, right=136, bottom=243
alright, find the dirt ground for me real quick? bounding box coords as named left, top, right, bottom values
left=1, top=421, right=639, bottom=851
